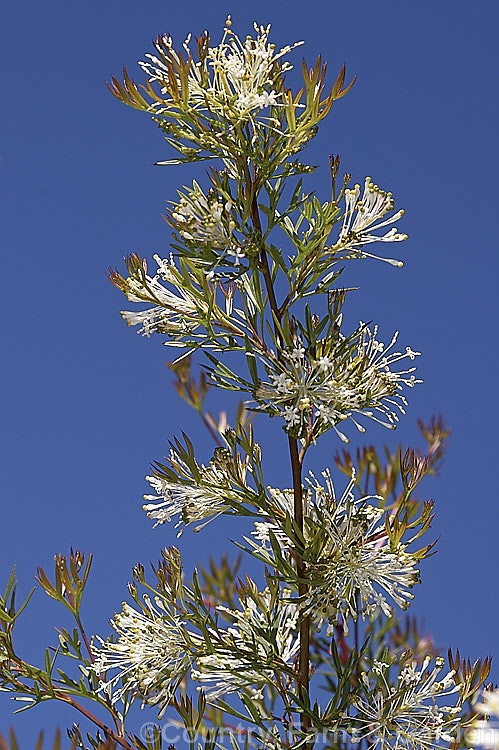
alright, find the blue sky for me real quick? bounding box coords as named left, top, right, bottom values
left=1, top=0, right=498, bottom=742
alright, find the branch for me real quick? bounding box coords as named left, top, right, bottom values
left=250, top=186, right=312, bottom=742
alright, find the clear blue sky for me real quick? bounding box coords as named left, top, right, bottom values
left=1, top=0, right=498, bottom=742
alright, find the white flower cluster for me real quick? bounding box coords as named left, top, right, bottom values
left=352, top=657, right=462, bottom=750
left=139, top=19, right=303, bottom=122
left=171, top=181, right=245, bottom=266
left=192, top=588, right=299, bottom=699
left=143, top=451, right=237, bottom=536
left=469, top=689, right=499, bottom=750
left=335, top=177, right=407, bottom=266
left=93, top=586, right=300, bottom=712
left=253, top=471, right=420, bottom=634
left=121, top=254, right=203, bottom=338
left=256, top=326, right=421, bottom=440
left=92, top=596, right=191, bottom=716
left=308, top=472, right=419, bottom=633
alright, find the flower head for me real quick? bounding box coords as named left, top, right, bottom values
left=192, top=585, right=299, bottom=699
left=143, top=443, right=250, bottom=535
left=255, top=326, right=421, bottom=441
left=476, top=690, right=499, bottom=718
left=469, top=689, right=499, bottom=750
left=110, top=254, right=204, bottom=339
left=143, top=461, right=228, bottom=534
left=351, top=656, right=462, bottom=750
left=306, top=470, right=420, bottom=633
left=109, top=252, right=248, bottom=349
left=171, top=182, right=236, bottom=248
left=93, top=596, right=191, bottom=715
left=109, top=19, right=354, bottom=165
left=253, top=471, right=422, bottom=634
left=335, top=177, right=407, bottom=266
left=139, top=19, right=303, bottom=123
left=168, top=181, right=247, bottom=270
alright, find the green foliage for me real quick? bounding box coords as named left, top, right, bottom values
left=0, top=17, right=490, bottom=750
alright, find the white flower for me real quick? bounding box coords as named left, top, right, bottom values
left=139, top=19, right=303, bottom=123
left=92, top=597, right=191, bottom=716
left=469, top=689, right=499, bottom=750
left=143, top=464, right=228, bottom=535
left=335, top=177, right=407, bottom=266
left=169, top=181, right=247, bottom=273
left=255, top=326, right=421, bottom=441
left=476, top=690, right=499, bottom=718
left=309, top=471, right=420, bottom=632
left=171, top=182, right=236, bottom=250
left=120, top=307, right=168, bottom=338
left=143, top=445, right=249, bottom=535
left=352, top=656, right=462, bottom=750
left=253, top=471, right=420, bottom=634
left=469, top=722, right=499, bottom=750
left=192, top=587, right=299, bottom=699
left=120, top=254, right=204, bottom=338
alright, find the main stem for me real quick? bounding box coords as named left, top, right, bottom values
left=250, top=190, right=312, bottom=739
left=288, top=435, right=311, bottom=735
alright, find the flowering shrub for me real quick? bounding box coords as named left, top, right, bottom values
left=0, top=17, right=491, bottom=750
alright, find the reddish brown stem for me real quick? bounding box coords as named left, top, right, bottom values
left=250, top=197, right=281, bottom=333
left=57, top=691, right=132, bottom=749
left=7, top=656, right=132, bottom=749
left=199, top=409, right=224, bottom=446
left=249, top=187, right=312, bottom=742
left=288, top=436, right=312, bottom=738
